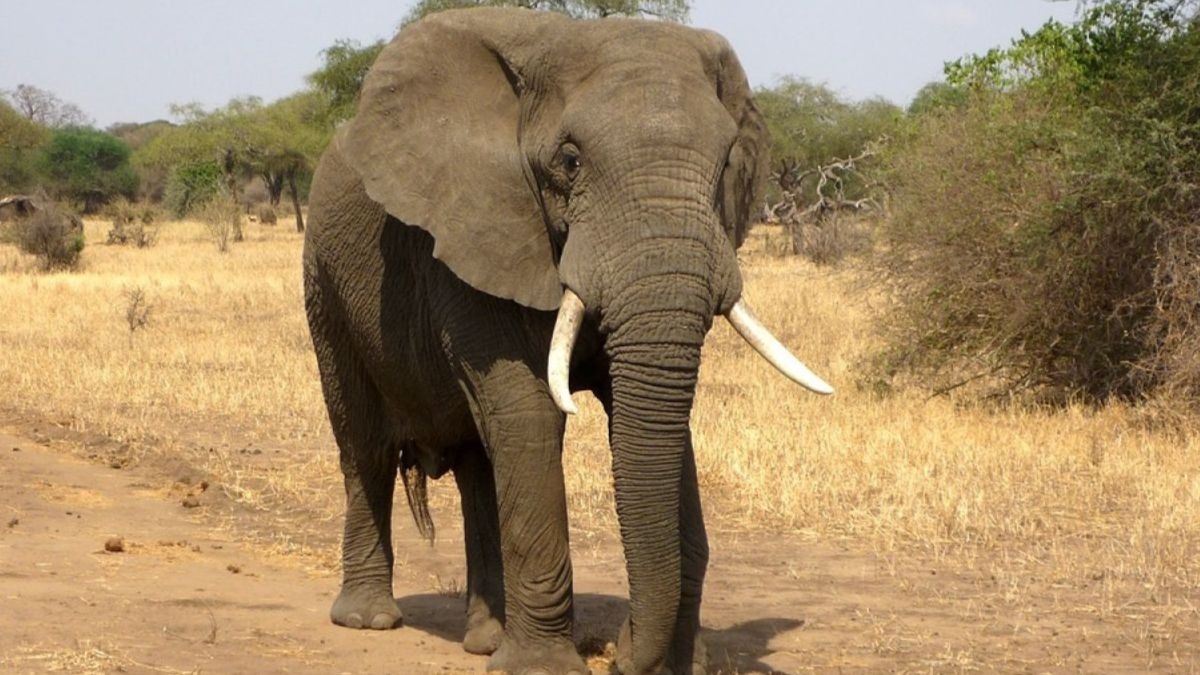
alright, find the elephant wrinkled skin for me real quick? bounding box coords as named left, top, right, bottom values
left=303, top=8, right=830, bottom=674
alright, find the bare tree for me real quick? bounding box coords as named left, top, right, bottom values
left=2, top=84, right=91, bottom=128
left=765, top=147, right=886, bottom=263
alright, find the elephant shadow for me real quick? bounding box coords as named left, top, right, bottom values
left=397, top=592, right=802, bottom=674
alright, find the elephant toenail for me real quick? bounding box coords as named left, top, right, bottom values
left=371, top=613, right=398, bottom=629
left=344, top=613, right=364, bottom=629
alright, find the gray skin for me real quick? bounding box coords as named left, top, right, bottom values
left=303, top=8, right=772, bottom=675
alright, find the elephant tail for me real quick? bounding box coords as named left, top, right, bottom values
left=401, top=463, right=435, bottom=544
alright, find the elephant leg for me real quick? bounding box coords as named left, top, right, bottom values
left=461, top=363, right=585, bottom=674
left=309, top=307, right=401, bottom=629
left=331, top=438, right=401, bottom=630
left=453, top=444, right=505, bottom=655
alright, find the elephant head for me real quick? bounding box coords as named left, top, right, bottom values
left=343, top=8, right=830, bottom=672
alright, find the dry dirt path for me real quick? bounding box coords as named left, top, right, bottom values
left=1, top=428, right=1193, bottom=673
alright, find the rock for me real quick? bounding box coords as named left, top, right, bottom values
left=6, top=518, right=17, bottom=528
left=181, top=495, right=201, bottom=508
left=104, top=537, right=125, bottom=553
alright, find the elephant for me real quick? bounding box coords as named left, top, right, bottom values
left=302, top=8, right=832, bottom=674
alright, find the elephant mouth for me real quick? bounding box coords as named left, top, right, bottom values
left=546, top=288, right=833, bottom=414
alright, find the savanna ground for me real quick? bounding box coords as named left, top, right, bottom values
left=1, top=218, right=1198, bottom=674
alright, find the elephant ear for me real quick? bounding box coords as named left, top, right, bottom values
left=343, top=9, right=564, bottom=311
left=700, top=32, right=771, bottom=250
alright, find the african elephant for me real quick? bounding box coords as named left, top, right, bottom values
left=303, top=8, right=831, bottom=674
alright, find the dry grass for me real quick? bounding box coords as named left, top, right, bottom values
left=0, top=638, right=196, bottom=674
left=1, top=218, right=1198, bottom=642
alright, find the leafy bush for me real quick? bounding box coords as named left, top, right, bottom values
left=0, top=100, right=50, bottom=194
left=874, top=1, right=1200, bottom=407
left=1, top=203, right=85, bottom=270
left=163, top=161, right=223, bottom=218
left=38, top=127, right=138, bottom=213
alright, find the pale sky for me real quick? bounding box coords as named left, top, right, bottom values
left=0, top=1, right=1078, bottom=128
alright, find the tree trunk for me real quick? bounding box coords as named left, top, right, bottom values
left=263, top=172, right=284, bottom=207
left=287, top=171, right=304, bottom=232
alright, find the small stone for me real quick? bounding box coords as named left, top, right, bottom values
left=104, top=537, right=125, bottom=553
left=226, top=564, right=241, bottom=574
left=6, top=518, right=17, bottom=528
left=11, top=447, right=19, bottom=452
left=181, top=495, right=201, bottom=508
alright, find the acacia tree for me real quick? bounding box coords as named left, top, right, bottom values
left=307, top=39, right=386, bottom=126
left=134, top=95, right=325, bottom=230
left=248, top=93, right=327, bottom=231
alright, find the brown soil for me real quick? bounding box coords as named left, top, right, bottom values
left=0, top=426, right=1194, bottom=674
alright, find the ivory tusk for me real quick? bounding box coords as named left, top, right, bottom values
left=725, top=299, right=834, bottom=395
left=548, top=289, right=585, bottom=414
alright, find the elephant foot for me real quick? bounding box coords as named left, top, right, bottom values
left=463, top=615, right=503, bottom=655
left=486, top=636, right=586, bottom=675
left=614, top=619, right=708, bottom=675
left=330, top=584, right=402, bottom=630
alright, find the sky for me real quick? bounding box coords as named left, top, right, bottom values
left=0, top=1, right=1079, bottom=129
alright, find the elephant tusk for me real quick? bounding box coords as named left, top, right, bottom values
left=725, top=299, right=834, bottom=395
left=548, top=289, right=585, bottom=415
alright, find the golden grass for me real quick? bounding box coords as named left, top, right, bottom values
left=2, top=218, right=1198, bottom=609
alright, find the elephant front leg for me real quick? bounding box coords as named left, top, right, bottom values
left=331, top=445, right=403, bottom=630
left=453, top=444, right=505, bottom=655
left=462, top=365, right=586, bottom=675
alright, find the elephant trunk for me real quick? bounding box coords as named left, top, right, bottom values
left=599, top=247, right=712, bottom=673
left=607, top=327, right=703, bottom=675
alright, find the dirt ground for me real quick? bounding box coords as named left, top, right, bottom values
left=1, top=423, right=1196, bottom=674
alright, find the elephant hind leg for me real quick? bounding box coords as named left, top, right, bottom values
left=454, top=444, right=505, bottom=655
left=308, top=276, right=401, bottom=630
left=326, top=374, right=401, bottom=630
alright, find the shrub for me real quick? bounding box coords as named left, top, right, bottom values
left=255, top=204, right=277, bottom=225
left=163, top=161, right=222, bottom=218
left=104, top=198, right=159, bottom=247
left=195, top=193, right=241, bottom=253
left=1, top=203, right=85, bottom=270
left=38, top=127, right=138, bottom=213
left=873, top=2, right=1200, bottom=407
left=790, top=216, right=875, bottom=266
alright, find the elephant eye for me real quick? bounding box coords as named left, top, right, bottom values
left=561, top=145, right=581, bottom=180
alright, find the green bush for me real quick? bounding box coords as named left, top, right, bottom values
left=874, top=1, right=1200, bottom=407
left=2, top=203, right=85, bottom=270
left=38, top=127, right=138, bottom=213
left=163, top=161, right=222, bottom=218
